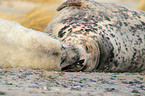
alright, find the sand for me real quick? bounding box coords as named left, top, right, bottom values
left=0, top=68, right=145, bottom=96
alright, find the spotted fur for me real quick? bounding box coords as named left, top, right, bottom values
left=45, top=0, right=145, bottom=72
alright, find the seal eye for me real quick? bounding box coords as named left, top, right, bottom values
left=85, top=46, right=89, bottom=53
left=84, top=44, right=93, bottom=53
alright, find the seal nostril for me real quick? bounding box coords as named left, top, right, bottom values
left=78, top=59, right=85, bottom=67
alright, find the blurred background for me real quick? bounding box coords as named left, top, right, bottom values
left=0, top=0, right=144, bottom=32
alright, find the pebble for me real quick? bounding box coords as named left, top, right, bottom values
left=61, top=84, right=68, bottom=88
left=18, top=75, right=27, bottom=79
left=131, top=90, right=140, bottom=94
left=82, top=78, right=87, bottom=81
left=19, top=70, right=24, bottom=72
left=74, top=80, right=83, bottom=83
left=41, top=91, right=47, bottom=94
left=129, top=79, right=142, bottom=84
left=71, top=86, right=81, bottom=91
left=52, top=87, right=61, bottom=92
left=134, top=94, right=141, bottom=96
left=110, top=77, right=116, bottom=80
left=89, top=79, right=96, bottom=82
left=29, top=84, right=39, bottom=88
left=137, top=77, right=143, bottom=81
left=23, top=72, right=33, bottom=75
left=3, top=70, right=10, bottom=73
left=42, top=86, right=51, bottom=91
left=5, top=81, right=13, bottom=85
left=101, top=80, right=114, bottom=85
left=139, top=85, right=145, bottom=90
left=104, top=88, right=116, bottom=92
left=0, top=91, right=6, bottom=95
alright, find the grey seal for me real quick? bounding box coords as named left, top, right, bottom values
left=45, top=0, right=145, bottom=72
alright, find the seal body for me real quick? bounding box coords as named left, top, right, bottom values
left=0, top=18, right=63, bottom=70
left=45, top=0, right=145, bottom=72
left=0, top=18, right=86, bottom=71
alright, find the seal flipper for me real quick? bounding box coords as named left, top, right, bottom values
left=57, top=0, right=87, bottom=11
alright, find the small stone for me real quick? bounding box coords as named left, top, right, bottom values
left=98, top=78, right=104, bottom=81
left=0, top=91, right=6, bottom=95
left=71, top=86, right=81, bottom=91
left=58, top=72, right=65, bottom=76
left=34, top=72, right=40, bottom=74
left=4, top=70, right=9, bottom=73
left=131, top=90, right=140, bottom=93
left=23, top=72, right=33, bottom=75
left=83, top=78, right=87, bottom=80
left=52, top=88, right=61, bottom=92
left=110, top=78, right=116, bottom=80
left=15, top=85, right=22, bottom=88
left=90, top=79, right=96, bottom=82
left=29, top=84, right=39, bottom=88
left=112, top=75, right=117, bottom=77
left=74, top=80, right=83, bottom=83
left=42, top=86, right=51, bottom=91
left=134, top=93, right=141, bottom=96
left=105, top=88, right=115, bottom=92
left=6, top=82, right=13, bottom=85
left=87, top=92, right=94, bottom=96
left=129, top=79, right=142, bottom=84
left=55, top=82, right=60, bottom=85
left=121, top=80, right=129, bottom=84
left=19, top=70, right=24, bottom=72
left=86, top=84, right=91, bottom=87
left=9, top=73, right=16, bottom=75
left=18, top=75, right=26, bottom=79
left=124, top=73, right=132, bottom=75
left=137, top=77, right=143, bottom=81
left=139, top=85, right=145, bottom=90
left=101, top=80, right=114, bottom=85
left=61, top=84, right=68, bottom=88
left=42, top=91, right=46, bottom=94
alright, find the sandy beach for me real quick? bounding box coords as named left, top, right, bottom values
left=0, top=0, right=144, bottom=96
left=0, top=68, right=145, bottom=96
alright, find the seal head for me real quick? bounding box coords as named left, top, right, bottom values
left=60, top=34, right=100, bottom=72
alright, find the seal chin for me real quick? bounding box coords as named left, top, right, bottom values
left=60, top=35, right=100, bottom=72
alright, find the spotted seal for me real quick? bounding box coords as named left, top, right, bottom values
left=45, top=0, right=145, bottom=72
